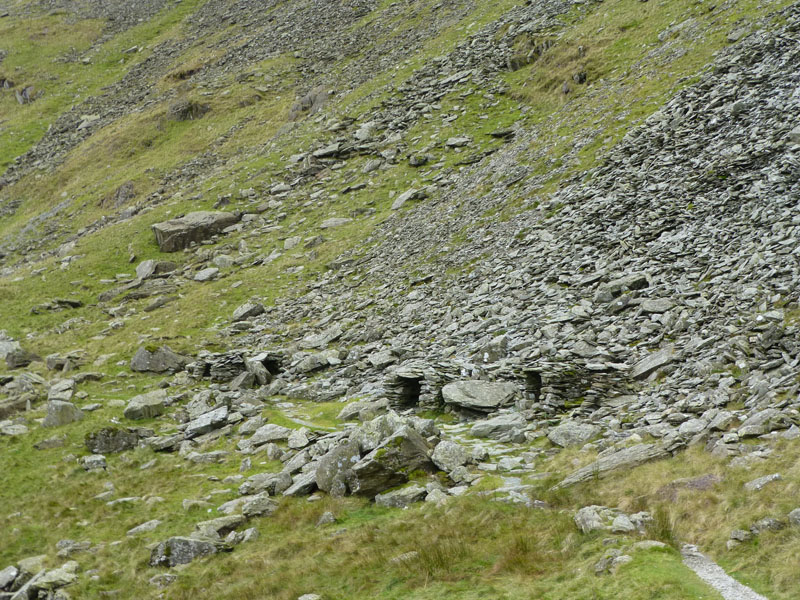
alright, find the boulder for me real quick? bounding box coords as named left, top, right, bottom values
left=124, top=390, right=168, bottom=420
left=282, top=470, right=318, bottom=497
left=316, top=440, right=361, bottom=497
left=349, top=426, right=434, bottom=497
left=130, top=346, right=190, bottom=373
left=152, top=211, right=240, bottom=252
left=136, top=259, right=176, bottom=280
left=85, top=428, right=139, bottom=453
left=149, top=537, right=220, bottom=567
left=242, top=492, right=278, bottom=518
left=548, top=421, right=600, bottom=448
left=249, top=424, right=292, bottom=446
left=442, top=381, right=518, bottom=411
left=81, top=454, right=107, bottom=471
left=47, top=379, right=75, bottom=402
left=431, top=440, right=469, bottom=472
left=0, top=565, right=18, bottom=589
left=185, top=406, right=228, bottom=439
left=42, top=401, right=84, bottom=428
left=375, top=484, right=427, bottom=508
left=470, top=413, right=525, bottom=439
left=5, top=348, right=39, bottom=369
left=33, top=561, right=79, bottom=590
left=554, top=443, right=672, bottom=489
left=232, top=302, right=265, bottom=322
left=738, top=409, right=792, bottom=437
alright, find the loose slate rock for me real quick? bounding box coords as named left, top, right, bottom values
left=441, top=381, right=518, bottom=411
left=42, top=401, right=84, bottom=428
left=124, top=389, right=168, bottom=420
left=149, top=537, right=221, bottom=567
left=548, top=421, right=600, bottom=448
left=130, top=346, right=190, bottom=373
left=85, top=427, right=139, bottom=453
left=152, top=211, right=240, bottom=252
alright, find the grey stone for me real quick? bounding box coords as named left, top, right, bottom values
left=555, top=444, right=672, bottom=489
left=85, top=428, right=138, bottom=453
left=233, top=302, right=265, bottom=322
left=788, top=508, right=800, bottom=527
left=42, top=401, right=84, bottom=428
left=47, top=379, right=75, bottom=402
left=548, top=421, right=600, bottom=447
left=738, top=409, right=791, bottom=437
left=316, top=440, right=361, bottom=497
left=631, top=346, right=674, bottom=380
left=185, top=406, right=229, bottom=439
left=33, top=561, right=79, bottom=590
left=431, top=440, right=469, bottom=472
left=194, top=267, right=219, bottom=282
left=441, top=381, right=518, bottom=411
left=152, top=211, right=240, bottom=252
left=149, top=537, right=220, bottom=567
left=574, top=506, right=608, bottom=534
left=282, top=469, right=318, bottom=497
left=242, top=492, right=278, bottom=518
left=349, top=426, right=434, bottom=497
left=81, top=454, right=107, bottom=471
left=470, top=413, right=525, bottom=439
left=0, top=566, right=18, bottom=590
left=127, top=519, right=162, bottom=536
left=130, top=346, right=189, bottom=373
left=375, top=484, right=427, bottom=508
left=319, top=217, right=352, bottom=229
left=124, top=390, right=168, bottom=420
left=249, top=424, right=292, bottom=446
left=743, top=473, right=781, bottom=492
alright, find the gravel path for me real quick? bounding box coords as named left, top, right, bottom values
left=681, top=544, right=769, bottom=600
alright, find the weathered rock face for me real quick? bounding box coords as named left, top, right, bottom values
left=130, top=346, right=190, bottom=373
left=149, top=537, right=221, bottom=567
left=41, top=401, right=84, bottom=428
left=441, top=381, right=518, bottom=412
left=123, top=389, right=168, bottom=420
left=349, top=426, right=435, bottom=497
left=152, top=211, right=240, bottom=252
left=85, top=428, right=139, bottom=453
left=470, top=413, right=525, bottom=439
left=548, top=422, right=600, bottom=448
left=315, top=440, right=361, bottom=497
left=555, top=443, right=673, bottom=489
left=431, top=440, right=469, bottom=472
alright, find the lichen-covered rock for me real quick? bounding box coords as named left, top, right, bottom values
left=152, top=211, right=239, bottom=252
left=42, top=401, right=84, bottom=428
left=149, top=537, right=220, bottom=567
left=124, top=390, right=168, bottom=420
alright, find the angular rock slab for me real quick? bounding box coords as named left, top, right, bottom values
left=149, top=537, right=222, bottom=567
left=554, top=443, right=671, bottom=489
left=42, top=400, right=84, bottom=428
left=130, top=346, right=190, bottom=373
left=152, top=211, right=240, bottom=252
left=124, top=389, right=168, bottom=420
left=441, top=381, right=518, bottom=411
left=349, top=426, right=434, bottom=498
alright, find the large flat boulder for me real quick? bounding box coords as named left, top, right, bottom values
left=348, top=426, right=434, bottom=498
left=41, top=401, right=84, bottom=428
left=548, top=421, right=600, bottom=448
left=442, top=381, right=518, bottom=411
left=553, top=443, right=671, bottom=489
left=152, top=211, right=240, bottom=252
left=124, top=389, right=168, bottom=420
left=130, top=345, right=190, bottom=373
left=149, top=537, right=221, bottom=567
left=316, top=440, right=361, bottom=497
